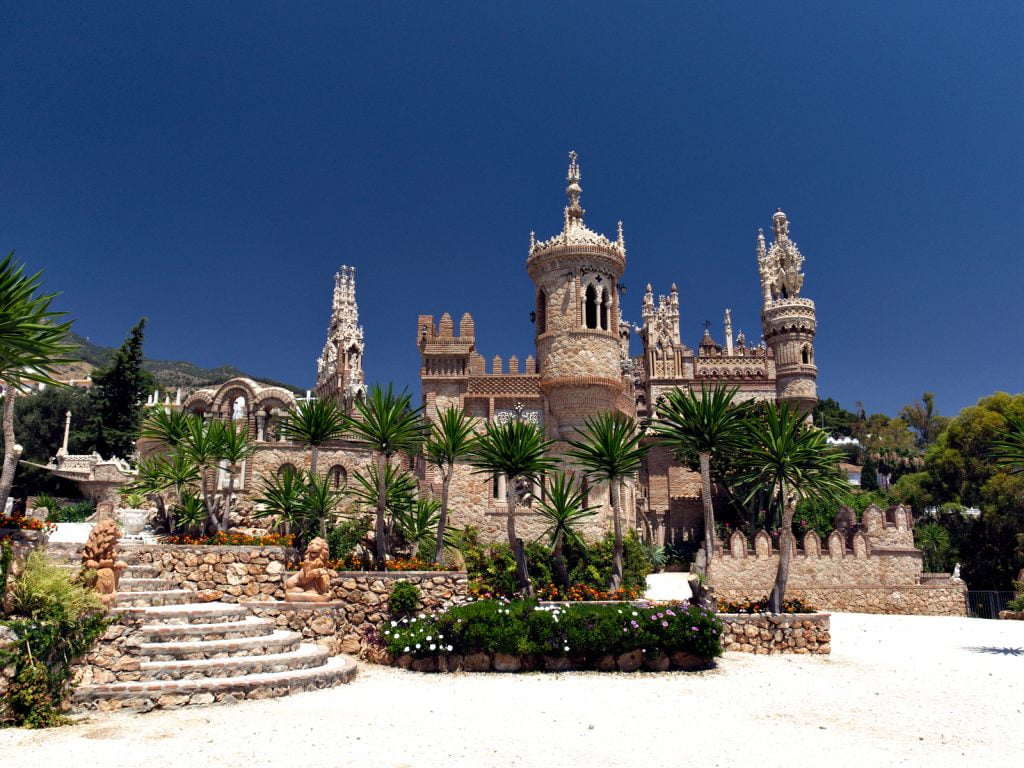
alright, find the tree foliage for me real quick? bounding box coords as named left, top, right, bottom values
left=90, top=319, right=156, bottom=459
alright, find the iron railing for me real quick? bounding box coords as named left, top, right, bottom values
left=964, top=591, right=1017, bottom=619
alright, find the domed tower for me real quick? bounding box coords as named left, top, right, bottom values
left=758, top=210, right=817, bottom=413
left=527, top=151, right=631, bottom=440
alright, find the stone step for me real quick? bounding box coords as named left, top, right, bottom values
left=123, top=565, right=160, bottom=579
left=139, top=630, right=303, bottom=662
left=139, top=616, right=276, bottom=643
left=74, top=655, right=358, bottom=711
left=113, top=601, right=249, bottom=624
left=138, top=644, right=329, bottom=681
left=114, top=590, right=195, bottom=608
left=118, top=577, right=177, bottom=592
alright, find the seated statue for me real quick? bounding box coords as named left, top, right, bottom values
left=284, top=537, right=336, bottom=602
left=81, top=519, right=127, bottom=607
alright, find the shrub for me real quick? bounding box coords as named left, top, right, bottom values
left=382, top=598, right=723, bottom=662
left=327, top=517, right=371, bottom=562
left=717, top=596, right=818, bottom=614
left=1007, top=581, right=1024, bottom=612
left=46, top=500, right=95, bottom=524
left=1, top=551, right=109, bottom=727
left=162, top=531, right=293, bottom=546
left=388, top=581, right=420, bottom=618
left=29, top=495, right=61, bottom=516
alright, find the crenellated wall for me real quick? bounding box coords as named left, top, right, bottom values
left=707, top=505, right=967, bottom=616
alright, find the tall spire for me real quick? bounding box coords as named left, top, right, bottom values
left=566, top=150, right=584, bottom=221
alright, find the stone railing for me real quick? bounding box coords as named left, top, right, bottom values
left=130, top=545, right=299, bottom=602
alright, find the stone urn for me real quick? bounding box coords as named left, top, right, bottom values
left=117, top=508, right=148, bottom=536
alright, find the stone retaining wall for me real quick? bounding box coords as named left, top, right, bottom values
left=719, top=613, right=830, bottom=654
left=131, top=545, right=298, bottom=602
left=1, top=625, right=16, bottom=722
left=714, top=584, right=967, bottom=617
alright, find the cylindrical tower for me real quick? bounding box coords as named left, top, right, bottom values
left=757, top=210, right=818, bottom=413
left=527, top=152, right=631, bottom=440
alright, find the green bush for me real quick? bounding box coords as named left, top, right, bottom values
left=327, top=516, right=371, bottom=562
left=46, top=500, right=95, bottom=523
left=1007, top=581, right=1024, bottom=612
left=388, top=580, right=420, bottom=618
left=383, top=598, right=722, bottom=662
left=1, top=551, right=109, bottom=728
left=29, top=494, right=61, bottom=517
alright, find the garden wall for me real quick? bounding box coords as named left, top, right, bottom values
left=719, top=613, right=830, bottom=654
left=707, top=505, right=967, bottom=617
left=249, top=571, right=469, bottom=658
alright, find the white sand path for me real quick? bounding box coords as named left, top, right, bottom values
left=2, top=612, right=1021, bottom=768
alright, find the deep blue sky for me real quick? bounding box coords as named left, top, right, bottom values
left=2, top=2, right=1021, bottom=417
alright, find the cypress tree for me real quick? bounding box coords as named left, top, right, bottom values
left=860, top=456, right=879, bottom=491
left=91, top=319, right=156, bottom=458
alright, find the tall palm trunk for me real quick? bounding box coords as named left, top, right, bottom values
left=221, top=470, right=236, bottom=532
left=769, top=483, right=794, bottom=613
left=552, top=530, right=570, bottom=590
left=310, top=446, right=319, bottom=478
left=609, top=479, right=624, bottom=592
left=699, top=451, right=715, bottom=570
left=0, top=391, right=19, bottom=513
left=433, top=466, right=453, bottom=564
left=506, top=479, right=532, bottom=596
left=374, top=453, right=388, bottom=569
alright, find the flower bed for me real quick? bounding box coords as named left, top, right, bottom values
left=333, top=555, right=449, bottom=572
left=716, top=596, right=818, bottom=614
left=382, top=598, right=722, bottom=673
left=0, top=515, right=55, bottom=533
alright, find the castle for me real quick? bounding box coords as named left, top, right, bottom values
left=416, top=152, right=818, bottom=547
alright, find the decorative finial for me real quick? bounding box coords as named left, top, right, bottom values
left=530, top=231, right=536, bottom=249
left=565, top=150, right=584, bottom=221
left=772, top=209, right=789, bottom=239
left=671, top=283, right=678, bottom=293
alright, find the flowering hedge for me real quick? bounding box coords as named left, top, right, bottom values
left=161, top=531, right=294, bottom=547
left=332, top=555, right=449, bottom=572
left=717, top=596, right=818, bottom=614
left=383, top=598, right=722, bottom=662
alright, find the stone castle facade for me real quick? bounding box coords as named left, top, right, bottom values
left=417, top=152, right=818, bottom=547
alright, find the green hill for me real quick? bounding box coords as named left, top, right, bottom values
left=61, top=331, right=304, bottom=394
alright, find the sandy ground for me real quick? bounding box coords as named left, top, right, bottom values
left=2, top=613, right=1021, bottom=768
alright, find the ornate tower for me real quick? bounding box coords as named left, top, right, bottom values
left=757, top=210, right=817, bottom=412
left=314, top=265, right=366, bottom=410
left=527, top=151, right=631, bottom=440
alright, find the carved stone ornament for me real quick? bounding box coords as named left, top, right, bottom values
left=81, top=519, right=127, bottom=607
left=284, top=537, right=336, bottom=602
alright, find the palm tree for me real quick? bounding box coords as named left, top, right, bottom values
left=469, top=418, right=556, bottom=595
left=732, top=401, right=849, bottom=613
left=424, top=405, right=477, bottom=563
left=215, top=420, right=254, bottom=532
left=566, top=412, right=647, bottom=591
left=299, top=469, right=344, bottom=540
left=179, top=415, right=226, bottom=532
left=131, top=452, right=200, bottom=533
left=650, top=384, right=746, bottom=570
left=393, top=497, right=444, bottom=559
left=344, top=384, right=425, bottom=568
left=534, top=471, right=597, bottom=589
left=277, top=397, right=348, bottom=478
left=992, top=412, right=1024, bottom=472
left=253, top=465, right=309, bottom=541
left=915, top=522, right=952, bottom=572
left=139, top=407, right=193, bottom=450
left=0, top=253, right=77, bottom=511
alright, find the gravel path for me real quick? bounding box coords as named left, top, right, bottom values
left=3, top=613, right=1021, bottom=767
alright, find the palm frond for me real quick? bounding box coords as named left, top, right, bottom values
left=565, top=411, right=647, bottom=484
left=345, top=383, right=426, bottom=457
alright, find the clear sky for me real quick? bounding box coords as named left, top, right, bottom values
left=2, top=2, right=1021, bottom=417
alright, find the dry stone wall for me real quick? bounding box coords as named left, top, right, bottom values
left=719, top=613, right=830, bottom=654
left=131, top=545, right=297, bottom=602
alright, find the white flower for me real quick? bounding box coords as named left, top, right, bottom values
left=426, top=635, right=432, bottom=641
left=430, top=644, right=436, bottom=651
left=415, top=644, right=421, bottom=649
left=563, top=645, right=569, bottom=652
left=391, top=621, right=398, bottom=627
left=418, top=614, right=425, bottom=619
left=404, top=646, right=410, bottom=652
left=439, top=634, right=444, bottom=639
left=446, top=645, right=453, bottom=652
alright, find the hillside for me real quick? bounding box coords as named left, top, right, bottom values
left=59, top=331, right=304, bottom=393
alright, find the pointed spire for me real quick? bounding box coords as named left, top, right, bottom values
left=565, top=150, right=584, bottom=221
left=617, top=220, right=625, bottom=251
left=530, top=231, right=536, bottom=250
left=772, top=208, right=789, bottom=239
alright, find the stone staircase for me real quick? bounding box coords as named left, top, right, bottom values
left=71, top=561, right=357, bottom=711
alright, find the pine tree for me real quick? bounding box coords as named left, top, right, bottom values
left=91, top=319, right=156, bottom=459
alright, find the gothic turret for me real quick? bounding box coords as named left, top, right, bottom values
left=757, top=210, right=817, bottom=412
left=314, top=265, right=366, bottom=410
left=527, top=152, right=632, bottom=439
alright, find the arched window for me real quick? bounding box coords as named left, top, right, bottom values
left=801, top=346, right=811, bottom=365
left=329, top=465, right=347, bottom=490
left=600, top=287, right=610, bottom=331
left=584, top=284, right=598, bottom=329
left=536, top=289, right=547, bottom=334
left=277, top=463, right=298, bottom=479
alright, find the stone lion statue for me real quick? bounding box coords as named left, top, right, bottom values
left=81, top=519, right=127, bottom=607
left=284, top=537, right=336, bottom=602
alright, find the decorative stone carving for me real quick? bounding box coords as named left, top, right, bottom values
left=754, top=531, right=771, bottom=559
left=81, top=520, right=127, bottom=607
left=803, top=530, right=821, bottom=558
left=729, top=530, right=746, bottom=558
left=284, top=538, right=336, bottom=602
left=827, top=531, right=844, bottom=560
